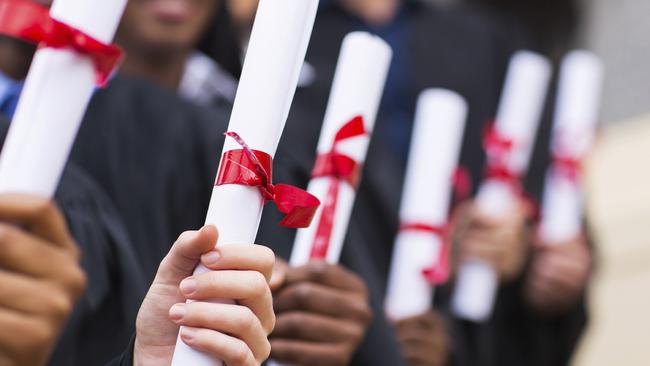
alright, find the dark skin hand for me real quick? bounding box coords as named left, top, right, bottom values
left=269, top=259, right=373, bottom=366
left=451, top=200, right=532, bottom=283
left=394, top=311, right=450, bottom=366
left=0, top=195, right=87, bottom=366
left=525, top=235, right=592, bottom=316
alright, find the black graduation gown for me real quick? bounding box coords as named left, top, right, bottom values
left=70, top=76, right=228, bottom=284
left=0, top=120, right=147, bottom=366
left=262, top=2, right=587, bottom=366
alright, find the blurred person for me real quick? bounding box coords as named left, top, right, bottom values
left=259, top=0, right=590, bottom=365
left=0, top=2, right=275, bottom=365
left=114, top=1, right=408, bottom=365
left=117, top=0, right=242, bottom=107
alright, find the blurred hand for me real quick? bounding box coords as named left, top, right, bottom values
left=525, top=235, right=592, bottom=315
left=0, top=195, right=86, bottom=366
left=394, top=311, right=450, bottom=366
left=134, top=225, right=275, bottom=366
left=270, top=260, right=372, bottom=366
left=452, top=199, right=532, bottom=283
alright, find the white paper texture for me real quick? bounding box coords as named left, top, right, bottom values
left=538, top=51, right=604, bottom=244
left=171, top=1, right=319, bottom=365
left=452, top=51, right=552, bottom=322
left=384, top=89, right=468, bottom=320
left=290, top=32, right=392, bottom=266
left=0, top=0, right=127, bottom=198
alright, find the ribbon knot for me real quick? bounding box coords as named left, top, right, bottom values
left=399, top=223, right=451, bottom=285
left=216, top=132, right=320, bottom=229
left=309, top=115, right=367, bottom=260
left=483, top=121, right=522, bottom=192
left=0, top=0, right=123, bottom=86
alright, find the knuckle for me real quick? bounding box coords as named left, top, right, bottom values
left=46, top=290, right=74, bottom=321
left=230, top=340, right=251, bottom=365
left=282, top=312, right=306, bottom=334
left=247, top=271, right=269, bottom=295
left=291, top=283, right=313, bottom=308
left=257, top=245, right=275, bottom=269
left=265, top=310, right=276, bottom=335
left=28, top=322, right=56, bottom=351
left=235, top=306, right=258, bottom=333
left=332, top=345, right=352, bottom=366
left=0, top=223, right=16, bottom=243
left=307, top=261, right=328, bottom=281
left=31, top=199, right=56, bottom=219
left=177, top=230, right=196, bottom=244
left=257, top=338, right=271, bottom=362
left=65, top=265, right=88, bottom=298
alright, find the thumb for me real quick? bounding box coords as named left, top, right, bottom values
left=154, top=225, right=219, bottom=285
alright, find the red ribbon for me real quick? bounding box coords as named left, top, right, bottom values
left=399, top=223, right=450, bottom=285
left=0, top=0, right=123, bottom=86
left=551, top=154, right=582, bottom=183
left=483, top=121, right=522, bottom=193
left=216, top=132, right=320, bottom=229
left=309, top=115, right=367, bottom=259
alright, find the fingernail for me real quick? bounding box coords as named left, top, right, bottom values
left=201, top=250, right=221, bottom=266
left=180, top=327, right=197, bottom=343
left=180, top=277, right=197, bottom=296
left=169, top=303, right=186, bottom=322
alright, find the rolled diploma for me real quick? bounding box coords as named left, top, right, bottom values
left=0, top=0, right=127, bottom=197
left=538, top=51, right=604, bottom=244
left=384, top=89, right=468, bottom=320
left=290, top=32, right=392, bottom=266
left=452, top=51, right=552, bottom=322
left=170, top=0, right=320, bottom=365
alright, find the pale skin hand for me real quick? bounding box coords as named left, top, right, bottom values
left=452, top=199, right=532, bottom=283
left=525, top=235, right=592, bottom=315
left=269, top=259, right=373, bottom=366
left=394, top=311, right=450, bottom=366
left=0, top=195, right=87, bottom=366
left=134, top=225, right=276, bottom=366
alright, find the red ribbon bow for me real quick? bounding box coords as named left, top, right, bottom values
left=0, top=0, right=123, bottom=86
left=483, top=121, right=522, bottom=193
left=309, top=115, right=367, bottom=260
left=399, top=223, right=450, bottom=285
left=216, top=132, right=320, bottom=229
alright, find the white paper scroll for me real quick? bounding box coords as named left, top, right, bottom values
left=538, top=51, right=604, bottom=244
left=384, top=89, right=468, bottom=320
left=0, top=0, right=127, bottom=197
left=451, top=51, right=552, bottom=322
left=289, top=32, right=392, bottom=266
left=170, top=1, right=319, bottom=365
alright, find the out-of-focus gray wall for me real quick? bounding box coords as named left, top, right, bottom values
left=581, top=0, right=650, bottom=123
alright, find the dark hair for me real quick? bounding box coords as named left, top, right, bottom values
left=197, top=1, right=243, bottom=80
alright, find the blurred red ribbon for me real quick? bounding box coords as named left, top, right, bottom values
left=309, top=115, right=367, bottom=259
left=0, top=0, right=123, bottom=86
left=216, top=132, right=320, bottom=229
left=399, top=223, right=450, bottom=285
left=551, top=154, right=582, bottom=183
left=483, top=121, right=522, bottom=193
